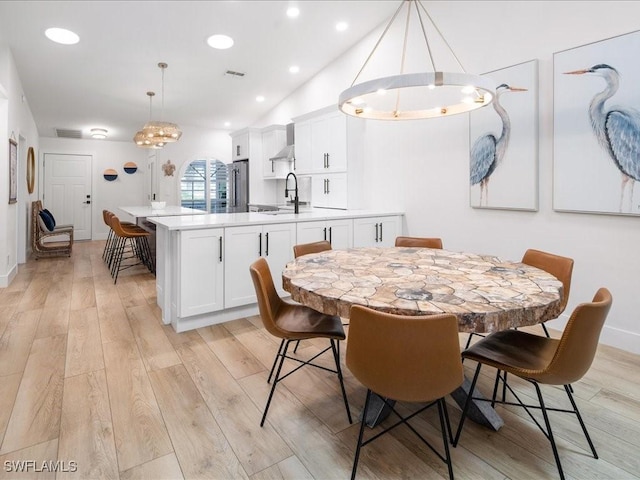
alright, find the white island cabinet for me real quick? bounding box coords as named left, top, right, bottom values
left=224, top=222, right=296, bottom=307
left=149, top=209, right=403, bottom=332
left=176, top=228, right=224, bottom=317
left=353, top=216, right=401, bottom=248
left=296, top=219, right=352, bottom=250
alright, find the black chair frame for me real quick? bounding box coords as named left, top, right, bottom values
left=353, top=391, right=454, bottom=480
left=454, top=363, right=597, bottom=480
left=262, top=338, right=352, bottom=427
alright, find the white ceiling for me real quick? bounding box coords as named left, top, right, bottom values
left=0, top=1, right=399, bottom=142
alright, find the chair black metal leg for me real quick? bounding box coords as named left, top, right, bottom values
left=268, top=339, right=286, bottom=384
left=453, top=363, right=482, bottom=447
left=331, top=339, right=352, bottom=424
left=437, top=399, right=455, bottom=480
left=533, top=382, right=565, bottom=480
left=541, top=322, right=551, bottom=338
left=491, top=369, right=501, bottom=408
left=293, top=340, right=301, bottom=353
left=463, top=332, right=474, bottom=350
left=261, top=340, right=290, bottom=427
left=351, top=389, right=372, bottom=480
left=442, top=398, right=454, bottom=443
left=564, top=384, right=598, bottom=458
left=502, top=372, right=508, bottom=402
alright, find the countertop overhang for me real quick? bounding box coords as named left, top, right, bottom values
left=147, top=208, right=404, bottom=231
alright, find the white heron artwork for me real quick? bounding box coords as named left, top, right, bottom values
left=565, top=64, right=640, bottom=213
left=468, top=59, right=538, bottom=211
left=553, top=30, right=640, bottom=216
left=470, top=84, right=527, bottom=206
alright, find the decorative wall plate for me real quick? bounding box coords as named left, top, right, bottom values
left=103, top=168, right=118, bottom=181
left=123, top=161, right=138, bottom=174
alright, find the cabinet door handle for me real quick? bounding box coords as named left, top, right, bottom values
left=329, top=226, right=332, bottom=245
left=375, top=223, right=379, bottom=242
left=326, top=178, right=330, bottom=194
left=326, top=153, right=330, bottom=169
left=258, top=232, right=262, bottom=257
left=265, top=232, right=269, bottom=256
left=323, top=178, right=327, bottom=194
left=236, top=145, right=240, bottom=157
left=219, top=236, right=223, bottom=262
left=379, top=223, right=383, bottom=242
left=323, top=227, right=327, bottom=241
left=271, top=160, right=274, bottom=172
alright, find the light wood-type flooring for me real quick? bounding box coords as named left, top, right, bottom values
left=0, top=240, right=638, bottom=479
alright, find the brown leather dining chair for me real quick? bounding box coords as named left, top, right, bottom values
left=291, top=240, right=335, bottom=353
left=293, top=240, right=332, bottom=258
left=347, top=305, right=463, bottom=480
left=395, top=236, right=443, bottom=249
left=454, top=288, right=612, bottom=480
left=249, top=257, right=352, bottom=427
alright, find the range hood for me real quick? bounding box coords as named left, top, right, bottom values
left=269, top=123, right=295, bottom=162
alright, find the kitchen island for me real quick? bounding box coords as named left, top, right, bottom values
left=148, top=209, right=404, bottom=332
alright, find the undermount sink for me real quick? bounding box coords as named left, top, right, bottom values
left=259, top=210, right=311, bottom=215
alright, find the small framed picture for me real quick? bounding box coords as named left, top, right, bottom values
left=9, top=138, right=17, bottom=204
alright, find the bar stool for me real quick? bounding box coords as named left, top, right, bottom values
left=108, top=213, right=154, bottom=283
left=102, top=210, right=140, bottom=268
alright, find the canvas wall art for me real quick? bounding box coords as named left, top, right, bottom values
left=469, top=59, right=538, bottom=211
left=554, top=30, right=640, bottom=216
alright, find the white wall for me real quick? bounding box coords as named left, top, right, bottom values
left=153, top=125, right=231, bottom=207
left=0, top=45, right=39, bottom=287
left=253, top=1, right=640, bottom=354
left=38, top=138, right=148, bottom=240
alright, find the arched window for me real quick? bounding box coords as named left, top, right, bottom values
left=180, top=159, right=228, bottom=213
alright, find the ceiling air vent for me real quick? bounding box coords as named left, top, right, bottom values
left=55, top=128, right=83, bottom=139
left=225, top=70, right=245, bottom=77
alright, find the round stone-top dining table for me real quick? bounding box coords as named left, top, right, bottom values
left=282, top=246, right=564, bottom=334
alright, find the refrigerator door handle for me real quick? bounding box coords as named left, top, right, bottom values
left=233, top=169, right=239, bottom=207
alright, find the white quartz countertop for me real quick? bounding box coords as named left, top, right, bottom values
left=147, top=208, right=404, bottom=231
left=119, top=206, right=207, bottom=218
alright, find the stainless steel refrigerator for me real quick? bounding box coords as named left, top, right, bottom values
left=227, top=160, right=249, bottom=213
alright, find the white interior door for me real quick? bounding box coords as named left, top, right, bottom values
left=43, top=153, right=92, bottom=240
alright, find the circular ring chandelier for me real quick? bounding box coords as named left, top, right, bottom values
left=338, top=0, right=495, bottom=120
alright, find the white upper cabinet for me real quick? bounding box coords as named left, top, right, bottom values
left=293, top=105, right=365, bottom=210
left=231, top=130, right=250, bottom=160
left=295, top=108, right=347, bottom=174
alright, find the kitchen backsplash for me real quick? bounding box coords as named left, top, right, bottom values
left=277, top=175, right=311, bottom=204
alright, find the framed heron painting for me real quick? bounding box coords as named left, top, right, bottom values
left=469, top=59, right=538, bottom=211
left=554, top=29, right=640, bottom=216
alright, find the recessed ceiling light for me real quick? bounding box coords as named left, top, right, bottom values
left=256, top=96, right=265, bottom=103
left=286, top=7, right=300, bottom=18
left=289, top=65, right=300, bottom=74
left=335, top=22, right=348, bottom=32
left=45, top=27, right=79, bottom=45
left=90, top=128, right=107, bottom=139
left=224, top=122, right=231, bottom=127
left=207, top=34, right=234, bottom=50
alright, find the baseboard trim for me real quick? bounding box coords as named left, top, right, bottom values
left=0, top=263, right=17, bottom=288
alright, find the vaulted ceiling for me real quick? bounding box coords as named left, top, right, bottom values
left=0, top=1, right=398, bottom=142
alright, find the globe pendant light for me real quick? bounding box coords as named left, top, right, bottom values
left=339, top=0, right=495, bottom=120
left=142, top=62, right=182, bottom=143
left=134, top=91, right=165, bottom=149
